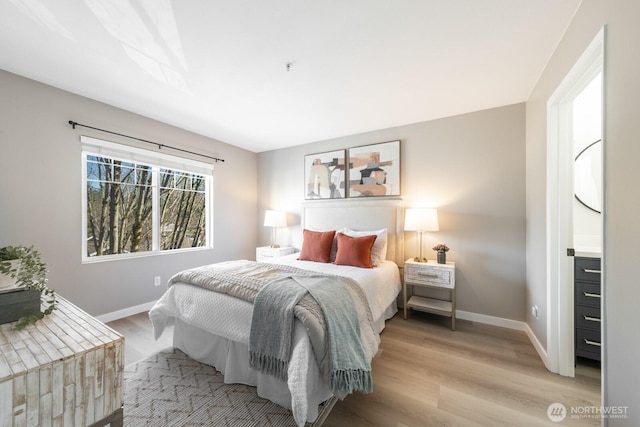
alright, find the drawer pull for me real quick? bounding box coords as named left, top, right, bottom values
left=584, top=338, right=601, bottom=347
left=583, top=315, right=601, bottom=323
left=582, top=291, right=601, bottom=299
left=582, top=268, right=601, bottom=274
left=417, top=273, right=439, bottom=278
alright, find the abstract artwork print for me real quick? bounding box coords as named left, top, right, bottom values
left=348, top=140, right=400, bottom=197
left=304, top=150, right=347, bottom=199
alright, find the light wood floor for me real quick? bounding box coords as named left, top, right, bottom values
left=107, top=311, right=600, bottom=427
left=107, top=312, right=174, bottom=365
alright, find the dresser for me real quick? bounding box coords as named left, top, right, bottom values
left=574, top=256, right=601, bottom=361
left=403, top=259, right=456, bottom=330
left=0, top=296, right=124, bottom=426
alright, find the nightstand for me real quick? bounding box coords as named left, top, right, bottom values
left=403, top=258, right=456, bottom=330
left=256, top=246, right=296, bottom=261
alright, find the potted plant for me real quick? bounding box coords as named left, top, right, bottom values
left=0, top=250, right=21, bottom=289
left=0, top=245, right=57, bottom=329
left=433, top=243, right=450, bottom=264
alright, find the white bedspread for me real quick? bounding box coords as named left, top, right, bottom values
left=263, top=255, right=401, bottom=331
left=149, top=255, right=401, bottom=425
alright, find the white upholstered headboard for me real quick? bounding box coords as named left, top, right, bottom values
left=301, top=198, right=404, bottom=265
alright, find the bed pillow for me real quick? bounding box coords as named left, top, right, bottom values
left=330, top=227, right=346, bottom=262
left=334, top=232, right=377, bottom=268
left=298, top=229, right=336, bottom=263
left=343, top=228, right=388, bottom=266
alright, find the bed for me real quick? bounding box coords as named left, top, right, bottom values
left=149, top=199, right=404, bottom=426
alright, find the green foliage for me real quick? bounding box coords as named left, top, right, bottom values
left=0, top=245, right=57, bottom=329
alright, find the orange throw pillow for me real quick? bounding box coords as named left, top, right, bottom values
left=334, top=233, right=376, bottom=268
left=298, top=229, right=336, bottom=263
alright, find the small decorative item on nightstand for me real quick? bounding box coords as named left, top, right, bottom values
left=403, top=258, right=456, bottom=330
left=256, top=246, right=296, bottom=262
left=433, top=243, right=449, bottom=264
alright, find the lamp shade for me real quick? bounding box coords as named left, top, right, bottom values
left=264, top=210, right=287, bottom=227
left=404, top=208, right=439, bottom=232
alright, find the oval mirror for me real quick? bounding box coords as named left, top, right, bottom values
left=575, top=139, right=602, bottom=213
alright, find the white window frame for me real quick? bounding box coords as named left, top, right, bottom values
left=81, top=136, right=214, bottom=263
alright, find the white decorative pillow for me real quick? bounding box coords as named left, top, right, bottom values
left=343, top=228, right=387, bottom=267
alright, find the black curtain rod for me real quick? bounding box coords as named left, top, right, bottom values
left=68, top=120, right=224, bottom=163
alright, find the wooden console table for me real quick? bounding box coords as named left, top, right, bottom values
left=0, top=296, right=124, bottom=427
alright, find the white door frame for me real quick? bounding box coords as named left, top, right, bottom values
left=546, top=27, right=604, bottom=377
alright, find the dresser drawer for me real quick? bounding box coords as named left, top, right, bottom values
left=576, top=328, right=601, bottom=353
left=405, top=264, right=453, bottom=288
left=575, top=281, right=601, bottom=308
left=576, top=305, right=601, bottom=331
left=575, top=257, right=601, bottom=283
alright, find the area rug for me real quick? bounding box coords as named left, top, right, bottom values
left=123, top=347, right=336, bottom=427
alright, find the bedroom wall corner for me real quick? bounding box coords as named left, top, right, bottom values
left=0, top=69, right=258, bottom=318
left=257, top=103, right=526, bottom=322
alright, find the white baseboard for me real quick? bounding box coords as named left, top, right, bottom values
left=456, top=310, right=527, bottom=331
left=456, top=310, right=550, bottom=369
left=96, top=300, right=158, bottom=323
left=97, top=302, right=551, bottom=370
left=524, top=323, right=550, bottom=370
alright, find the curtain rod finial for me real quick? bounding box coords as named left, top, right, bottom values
left=68, top=120, right=77, bottom=129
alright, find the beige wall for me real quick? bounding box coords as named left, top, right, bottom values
left=525, top=0, right=607, bottom=353
left=0, top=69, right=258, bottom=316
left=258, top=104, right=526, bottom=321
left=526, top=0, right=640, bottom=422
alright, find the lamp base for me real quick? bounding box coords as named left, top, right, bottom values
left=413, top=256, right=428, bottom=263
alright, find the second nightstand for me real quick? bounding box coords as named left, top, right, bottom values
left=256, top=246, right=296, bottom=261
left=403, top=258, right=456, bottom=330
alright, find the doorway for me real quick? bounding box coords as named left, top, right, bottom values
left=546, top=28, right=604, bottom=378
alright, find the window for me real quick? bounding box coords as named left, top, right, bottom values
left=159, top=169, right=208, bottom=250
left=81, top=136, right=213, bottom=261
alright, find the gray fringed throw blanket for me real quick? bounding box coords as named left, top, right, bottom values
left=167, top=261, right=379, bottom=397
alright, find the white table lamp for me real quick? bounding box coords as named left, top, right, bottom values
left=404, top=208, right=439, bottom=262
left=264, top=210, right=287, bottom=248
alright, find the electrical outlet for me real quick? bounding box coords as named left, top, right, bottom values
left=532, top=305, right=538, bottom=320
left=154, top=276, right=161, bottom=287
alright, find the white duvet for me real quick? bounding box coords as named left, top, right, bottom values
left=149, top=254, right=401, bottom=425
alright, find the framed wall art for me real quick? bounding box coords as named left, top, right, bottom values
left=347, top=140, right=400, bottom=197
left=304, top=150, right=347, bottom=199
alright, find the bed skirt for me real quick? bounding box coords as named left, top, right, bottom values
left=172, top=317, right=332, bottom=424
left=171, top=302, right=397, bottom=424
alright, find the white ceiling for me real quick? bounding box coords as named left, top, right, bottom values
left=0, top=0, right=580, bottom=153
